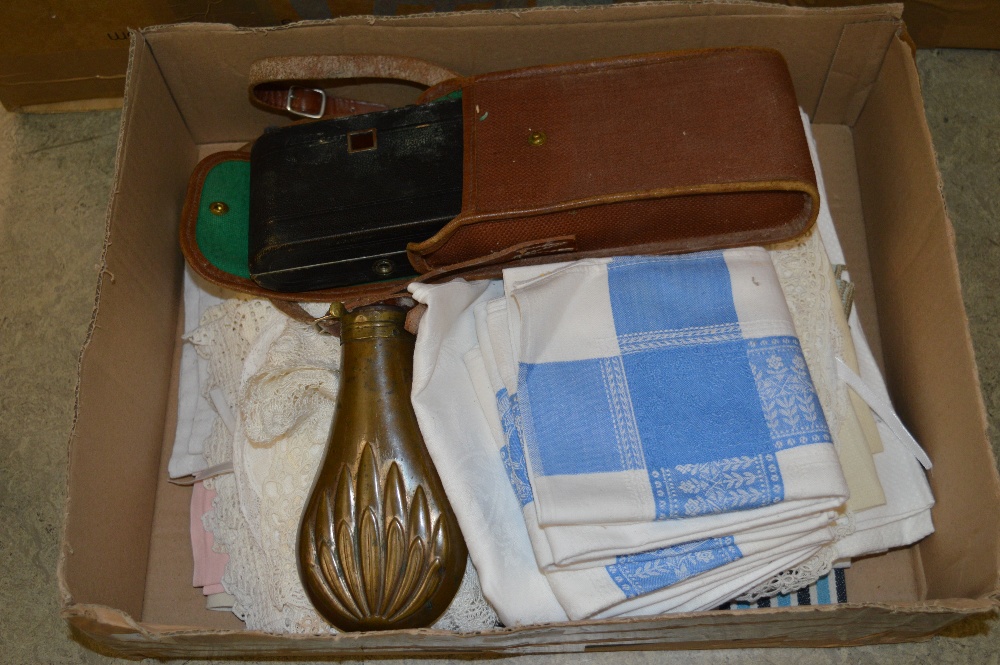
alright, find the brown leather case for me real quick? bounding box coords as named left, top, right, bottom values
left=183, top=48, right=818, bottom=307
left=407, top=48, right=818, bottom=271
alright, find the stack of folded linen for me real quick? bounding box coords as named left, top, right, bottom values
left=407, top=117, right=935, bottom=626
left=410, top=248, right=852, bottom=622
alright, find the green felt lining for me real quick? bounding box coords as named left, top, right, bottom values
left=195, top=160, right=251, bottom=278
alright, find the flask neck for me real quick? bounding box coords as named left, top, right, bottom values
left=339, top=305, right=409, bottom=342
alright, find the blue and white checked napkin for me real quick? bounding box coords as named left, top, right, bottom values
left=411, top=274, right=839, bottom=621
left=469, top=336, right=836, bottom=618
left=504, top=250, right=848, bottom=528
left=469, top=297, right=840, bottom=571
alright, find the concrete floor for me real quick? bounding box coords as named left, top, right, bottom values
left=0, top=48, right=997, bottom=664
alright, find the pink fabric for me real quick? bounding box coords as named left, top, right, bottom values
left=191, top=481, right=229, bottom=596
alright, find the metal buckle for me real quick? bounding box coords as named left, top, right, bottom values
left=285, top=85, right=326, bottom=119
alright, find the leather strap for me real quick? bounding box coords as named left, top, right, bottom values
left=409, top=235, right=578, bottom=283
left=252, top=84, right=389, bottom=119
left=249, top=54, right=461, bottom=119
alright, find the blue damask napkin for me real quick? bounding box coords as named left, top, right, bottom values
left=505, top=249, right=848, bottom=528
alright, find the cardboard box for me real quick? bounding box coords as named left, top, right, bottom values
left=59, top=3, right=1000, bottom=659
left=3, top=1, right=1000, bottom=112
left=0, top=0, right=299, bottom=111
left=768, top=0, right=1000, bottom=49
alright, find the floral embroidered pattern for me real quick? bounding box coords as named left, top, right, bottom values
left=606, top=536, right=743, bottom=598
left=618, top=322, right=744, bottom=354
left=747, top=337, right=832, bottom=450
left=497, top=389, right=534, bottom=507
left=652, top=455, right=783, bottom=518
left=599, top=356, right=645, bottom=471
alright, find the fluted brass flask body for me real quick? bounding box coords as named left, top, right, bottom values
left=298, top=304, right=468, bottom=631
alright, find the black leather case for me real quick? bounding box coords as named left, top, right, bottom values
left=249, top=97, right=463, bottom=291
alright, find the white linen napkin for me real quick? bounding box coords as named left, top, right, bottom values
left=409, top=279, right=569, bottom=626
left=169, top=267, right=227, bottom=478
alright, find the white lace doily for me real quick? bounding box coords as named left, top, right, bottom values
left=770, top=229, right=847, bottom=445
left=193, top=298, right=498, bottom=633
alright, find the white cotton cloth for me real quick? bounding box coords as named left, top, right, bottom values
left=169, top=267, right=228, bottom=478
left=410, top=279, right=569, bottom=626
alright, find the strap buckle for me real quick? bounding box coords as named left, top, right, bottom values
left=285, top=85, right=327, bottom=119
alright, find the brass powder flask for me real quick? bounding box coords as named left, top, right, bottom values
left=298, top=303, right=468, bottom=631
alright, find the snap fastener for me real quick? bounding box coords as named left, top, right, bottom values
left=528, top=130, right=547, bottom=146
left=209, top=201, right=229, bottom=215
left=373, top=259, right=394, bottom=277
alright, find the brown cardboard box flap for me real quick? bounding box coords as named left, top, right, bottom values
left=60, top=600, right=998, bottom=660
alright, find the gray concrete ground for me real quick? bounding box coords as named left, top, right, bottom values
left=0, top=48, right=997, bottom=664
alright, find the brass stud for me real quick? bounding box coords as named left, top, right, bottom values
left=373, top=259, right=394, bottom=277
left=209, top=201, right=229, bottom=216
left=528, top=130, right=547, bottom=146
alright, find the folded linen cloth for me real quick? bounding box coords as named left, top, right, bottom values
left=830, top=326, right=934, bottom=559
left=411, top=277, right=841, bottom=621
left=800, top=113, right=933, bottom=563
left=734, top=121, right=935, bottom=601
left=169, top=267, right=227, bottom=478
left=502, top=250, right=848, bottom=529
left=549, top=517, right=834, bottom=620
left=568, top=511, right=835, bottom=619
left=410, top=279, right=569, bottom=626
left=468, top=300, right=840, bottom=570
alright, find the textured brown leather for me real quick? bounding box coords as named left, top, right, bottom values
left=407, top=47, right=819, bottom=271
left=250, top=55, right=459, bottom=90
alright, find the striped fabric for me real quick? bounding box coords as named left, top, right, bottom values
left=718, top=568, right=847, bottom=609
